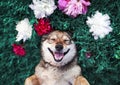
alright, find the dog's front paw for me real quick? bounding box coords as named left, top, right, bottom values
left=24, top=75, right=40, bottom=85
left=74, top=76, right=90, bottom=85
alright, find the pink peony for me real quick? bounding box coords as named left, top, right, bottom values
left=58, top=0, right=91, bottom=17
left=58, top=0, right=70, bottom=10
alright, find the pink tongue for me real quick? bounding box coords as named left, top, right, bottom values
left=54, top=52, right=64, bottom=60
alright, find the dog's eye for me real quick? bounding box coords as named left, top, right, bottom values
left=48, top=38, right=56, bottom=43
left=51, top=38, right=56, bottom=41
left=64, top=39, right=71, bottom=44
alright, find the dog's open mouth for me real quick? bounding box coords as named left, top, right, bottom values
left=48, top=48, right=70, bottom=62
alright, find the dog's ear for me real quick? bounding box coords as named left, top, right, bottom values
left=66, top=31, right=73, bottom=39
left=66, top=31, right=72, bottom=36
left=41, top=34, right=48, bottom=41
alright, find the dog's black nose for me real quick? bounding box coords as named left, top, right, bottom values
left=55, top=44, right=63, bottom=51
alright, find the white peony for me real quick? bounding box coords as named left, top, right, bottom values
left=86, top=11, right=113, bottom=40
left=16, top=18, right=32, bottom=42
left=29, top=0, right=57, bottom=19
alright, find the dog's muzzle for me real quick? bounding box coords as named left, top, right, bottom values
left=55, top=44, right=63, bottom=51
left=48, top=47, right=70, bottom=62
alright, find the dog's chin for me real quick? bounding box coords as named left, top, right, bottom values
left=48, top=48, right=70, bottom=62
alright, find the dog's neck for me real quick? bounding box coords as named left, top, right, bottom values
left=40, top=57, right=77, bottom=71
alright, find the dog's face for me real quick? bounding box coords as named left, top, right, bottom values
left=41, top=31, right=76, bottom=66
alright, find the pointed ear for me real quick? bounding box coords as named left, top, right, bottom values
left=66, top=31, right=74, bottom=40
left=66, top=31, right=72, bottom=37
left=41, top=34, right=49, bottom=41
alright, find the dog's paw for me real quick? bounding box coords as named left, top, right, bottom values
left=74, top=76, right=90, bottom=85
left=24, top=75, right=40, bottom=85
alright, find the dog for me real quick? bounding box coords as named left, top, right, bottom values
left=25, top=30, right=90, bottom=85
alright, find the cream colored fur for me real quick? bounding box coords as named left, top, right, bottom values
left=35, top=63, right=81, bottom=85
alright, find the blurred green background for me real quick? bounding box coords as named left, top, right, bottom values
left=0, top=0, right=120, bottom=85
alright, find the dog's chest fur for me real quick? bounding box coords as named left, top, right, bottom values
left=35, top=60, right=81, bottom=85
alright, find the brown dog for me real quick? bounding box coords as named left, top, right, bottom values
left=25, top=30, right=90, bottom=85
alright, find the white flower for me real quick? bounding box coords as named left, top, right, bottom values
left=16, top=18, right=32, bottom=42
left=29, top=0, right=57, bottom=19
left=86, top=11, right=113, bottom=40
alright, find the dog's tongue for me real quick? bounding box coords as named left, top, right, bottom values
left=54, top=52, right=64, bottom=60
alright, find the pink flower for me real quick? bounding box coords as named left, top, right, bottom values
left=58, top=0, right=70, bottom=10
left=85, top=51, right=92, bottom=58
left=12, top=44, right=26, bottom=56
left=58, top=0, right=91, bottom=17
